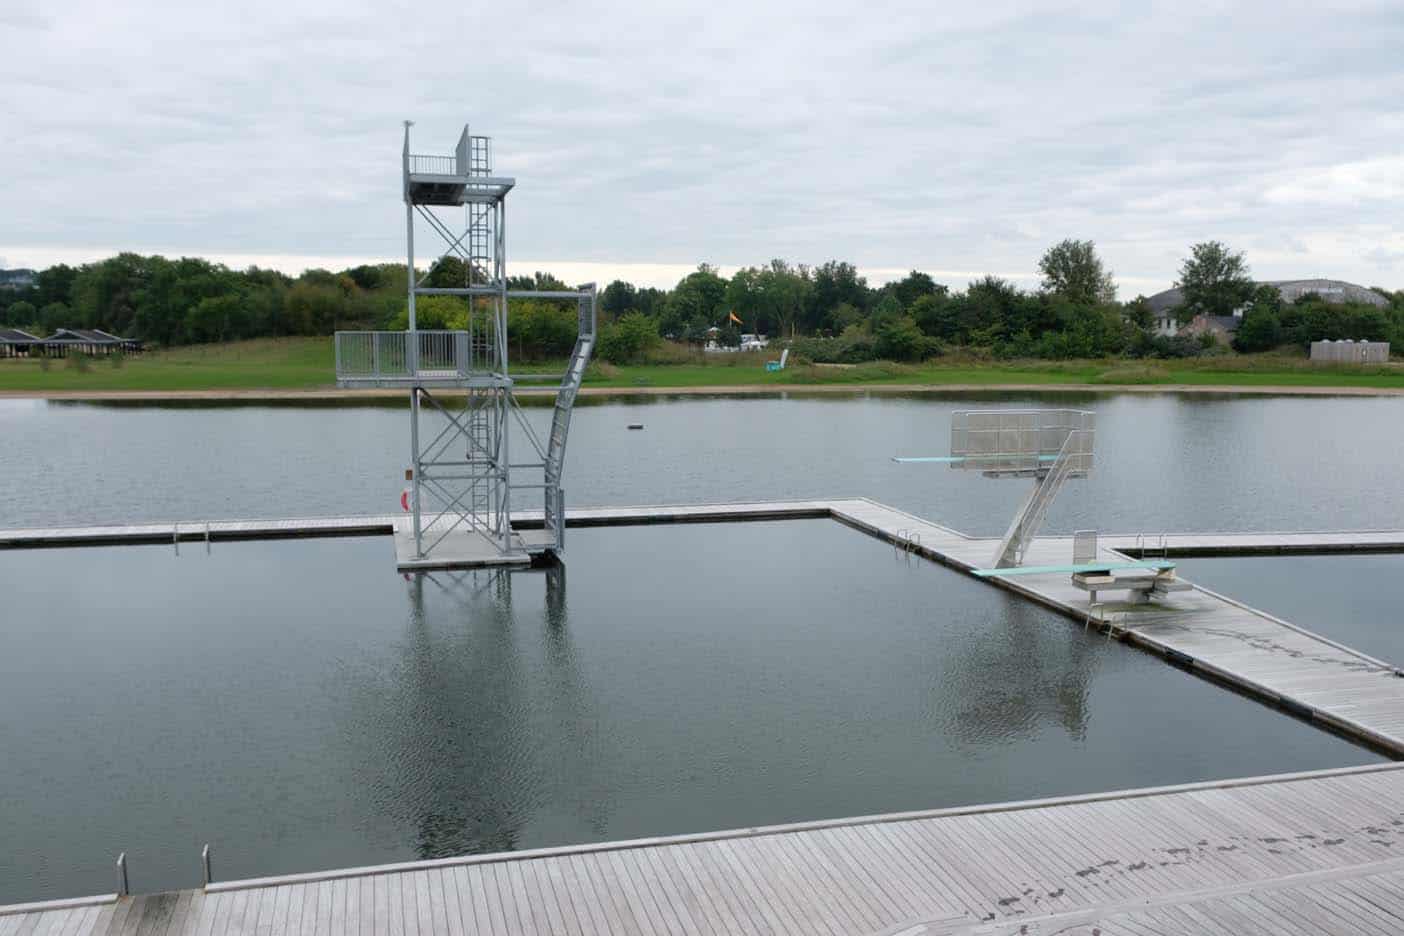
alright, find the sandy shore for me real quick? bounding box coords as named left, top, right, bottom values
left=4, top=382, right=1404, bottom=401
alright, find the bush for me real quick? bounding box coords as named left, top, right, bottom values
left=792, top=325, right=881, bottom=363
left=1233, top=308, right=1282, bottom=352
left=874, top=316, right=941, bottom=361
left=597, top=312, right=660, bottom=364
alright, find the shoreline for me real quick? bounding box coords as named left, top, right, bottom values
left=4, top=381, right=1404, bottom=401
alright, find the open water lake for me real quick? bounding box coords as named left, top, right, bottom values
left=2, top=390, right=1402, bottom=903
left=0, top=520, right=1382, bottom=903
left=2, top=390, right=1403, bottom=532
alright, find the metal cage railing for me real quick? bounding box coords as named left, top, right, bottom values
left=334, top=330, right=502, bottom=382
left=950, top=409, right=1095, bottom=476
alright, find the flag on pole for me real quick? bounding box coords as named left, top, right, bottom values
left=728, top=310, right=742, bottom=325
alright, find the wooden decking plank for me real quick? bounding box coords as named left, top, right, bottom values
left=553, top=856, right=611, bottom=936
left=616, top=845, right=688, bottom=936
left=522, top=859, right=568, bottom=936
left=812, top=825, right=923, bottom=925
left=579, top=852, right=644, bottom=936
left=707, top=838, right=796, bottom=935
left=635, top=846, right=708, bottom=936
left=485, top=863, right=520, bottom=936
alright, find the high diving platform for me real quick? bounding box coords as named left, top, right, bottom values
left=333, top=121, right=597, bottom=571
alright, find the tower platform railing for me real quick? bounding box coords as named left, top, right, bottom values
left=334, top=330, right=502, bottom=386
left=407, top=154, right=458, bottom=175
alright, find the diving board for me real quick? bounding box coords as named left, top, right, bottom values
left=973, top=559, right=1176, bottom=578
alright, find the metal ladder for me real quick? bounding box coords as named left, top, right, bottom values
left=542, top=290, right=597, bottom=549
left=466, top=393, right=493, bottom=530
left=992, top=428, right=1090, bottom=567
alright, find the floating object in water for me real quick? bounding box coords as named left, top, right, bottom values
left=628, top=424, right=644, bottom=430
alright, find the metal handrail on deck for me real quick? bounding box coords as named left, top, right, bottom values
left=335, top=330, right=498, bottom=382
left=407, top=153, right=457, bottom=175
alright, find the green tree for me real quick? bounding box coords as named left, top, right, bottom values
left=1123, top=295, right=1154, bottom=330
left=910, top=293, right=959, bottom=340
left=661, top=264, right=727, bottom=337
left=805, top=261, right=869, bottom=332
left=8, top=300, right=37, bottom=328
left=827, top=301, right=864, bottom=334
left=1177, top=241, right=1254, bottom=320
left=755, top=259, right=810, bottom=338
left=1038, top=239, right=1116, bottom=306
left=38, top=301, right=69, bottom=332
left=601, top=280, right=637, bottom=319
left=892, top=270, right=939, bottom=309
left=868, top=292, right=904, bottom=331
left=34, top=264, right=77, bottom=309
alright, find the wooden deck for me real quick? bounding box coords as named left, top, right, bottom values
left=8, top=762, right=1404, bottom=934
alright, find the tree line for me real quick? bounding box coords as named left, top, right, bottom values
left=2, top=243, right=1400, bottom=364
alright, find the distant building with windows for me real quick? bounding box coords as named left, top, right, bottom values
left=0, top=268, right=37, bottom=290
left=1144, top=278, right=1389, bottom=338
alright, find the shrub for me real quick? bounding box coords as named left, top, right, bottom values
left=874, top=316, right=941, bottom=361
left=597, top=312, right=660, bottom=364
left=1233, top=308, right=1282, bottom=353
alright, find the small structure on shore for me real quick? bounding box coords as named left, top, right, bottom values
left=1310, top=339, right=1389, bottom=364
left=40, top=328, right=142, bottom=356
left=0, top=327, right=41, bottom=357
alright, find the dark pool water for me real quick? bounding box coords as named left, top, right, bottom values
left=0, top=520, right=1381, bottom=903
left=2, top=391, right=1403, bottom=535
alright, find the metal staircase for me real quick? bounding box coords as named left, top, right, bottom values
left=542, top=289, right=597, bottom=550
left=992, top=428, right=1092, bottom=568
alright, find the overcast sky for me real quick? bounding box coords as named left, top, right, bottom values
left=2, top=0, right=1401, bottom=293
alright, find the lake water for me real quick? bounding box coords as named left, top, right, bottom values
left=2, top=391, right=1404, bottom=534
left=2, top=390, right=1402, bottom=905
left=0, top=520, right=1381, bottom=904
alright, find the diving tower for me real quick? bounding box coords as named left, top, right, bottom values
left=334, top=121, right=597, bottom=569
left=895, top=409, right=1095, bottom=568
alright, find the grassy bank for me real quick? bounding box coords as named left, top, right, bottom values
left=4, top=337, right=1404, bottom=394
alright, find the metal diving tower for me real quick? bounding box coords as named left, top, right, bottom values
left=334, top=121, right=597, bottom=570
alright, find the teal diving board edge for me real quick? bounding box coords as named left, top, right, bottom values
left=974, top=560, right=1177, bottom=578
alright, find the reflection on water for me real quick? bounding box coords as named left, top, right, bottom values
left=936, top=595, right=1100, bottom=747
left=0, top=522, right=1384, bottom=903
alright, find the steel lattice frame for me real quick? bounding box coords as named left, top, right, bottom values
left=404, top=122, right=513, bottom=559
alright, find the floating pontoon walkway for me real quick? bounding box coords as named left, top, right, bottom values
left=9, top=761, right=1404, bottom=934
left=6, top=503, right=1404, bottom=555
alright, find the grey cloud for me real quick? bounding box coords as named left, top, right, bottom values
left=2, top=0, right=1401, bottom=291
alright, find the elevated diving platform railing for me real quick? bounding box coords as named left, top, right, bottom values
left=334, top=330, right=498, bottom=386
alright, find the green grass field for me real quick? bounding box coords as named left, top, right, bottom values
left=4, top=337, right=1404, bottom=393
